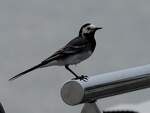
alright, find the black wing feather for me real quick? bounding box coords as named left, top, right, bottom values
left=42, top=36, right=89, bottom=63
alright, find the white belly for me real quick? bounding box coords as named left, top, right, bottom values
left=63, top=50, right=92, bottom=65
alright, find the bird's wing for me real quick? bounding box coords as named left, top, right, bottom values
left=42, top=37, right=89, bottom=63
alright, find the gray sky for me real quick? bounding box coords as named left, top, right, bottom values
left=0, top=0, right=150, bottom=113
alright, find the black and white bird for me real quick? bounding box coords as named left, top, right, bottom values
left=9, top=23, right=102, bottom=81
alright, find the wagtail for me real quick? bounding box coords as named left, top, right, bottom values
left=9, top=23, right=102, bottom=81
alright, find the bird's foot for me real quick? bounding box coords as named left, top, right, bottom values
left=72, top=75, right=88, bottom=82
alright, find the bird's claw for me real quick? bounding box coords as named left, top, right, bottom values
left=72, top=75, right=88, bottom=82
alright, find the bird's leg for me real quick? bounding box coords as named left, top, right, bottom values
left=65, top=65, right=79, bottom=78
left=65, top=65, right=88, bottom=81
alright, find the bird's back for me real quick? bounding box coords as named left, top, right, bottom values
left=41, top=36, right=96, bottom=66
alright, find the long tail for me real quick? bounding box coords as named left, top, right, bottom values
left=9, top=63, right=44, bottom=81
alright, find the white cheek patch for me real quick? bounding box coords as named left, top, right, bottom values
left=82, top=28, right=88, bottom=34
left=82, top=24, right=96, bottom=37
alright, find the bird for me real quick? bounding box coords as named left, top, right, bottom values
left=9, top=23, right=102, bottom=81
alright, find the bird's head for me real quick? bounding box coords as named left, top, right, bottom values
left=79, top=23, right=102, bottom=37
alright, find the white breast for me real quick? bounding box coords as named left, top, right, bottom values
left=60, top=50, right=92, bottom=65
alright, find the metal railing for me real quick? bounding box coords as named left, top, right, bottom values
left=60, top=64, right=150, bottom=113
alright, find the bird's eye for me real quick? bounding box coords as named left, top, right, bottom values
left=87, top=27, right=91, bottom=30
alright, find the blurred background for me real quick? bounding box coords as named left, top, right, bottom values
left=0, top=0, right=150, bottom=113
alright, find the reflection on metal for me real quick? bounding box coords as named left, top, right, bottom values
left=61, top=64, right=150, bottom=113
left=61, top=64, right=150, bottom=105
left=81, top=102, right=102, bottom=113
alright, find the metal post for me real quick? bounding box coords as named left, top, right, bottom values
left=81, top=102, right=102, bottom=113
left=61, top=64, right=150, bottom=112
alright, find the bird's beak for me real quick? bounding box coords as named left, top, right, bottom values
left=95, top=27, right=103, bottom=30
